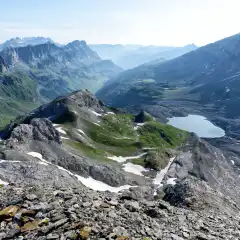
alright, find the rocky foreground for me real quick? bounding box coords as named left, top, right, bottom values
left=0, top=178, right=239, bottom=240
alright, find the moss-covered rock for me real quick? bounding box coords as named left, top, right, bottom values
left=79, top=226, right=92, bottom=240
left=0, top=205, right=19, bottom=220
left=21, top=219, right=41, bottom=232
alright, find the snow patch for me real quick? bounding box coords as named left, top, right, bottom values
left=105, top=112, right=115, bottom=115
left=57, top=165, right=132, bottom=192
left=77, top=129, right=86, bottom=136
left=94, top=122, right=101, bottom=126
left=123, top=162, right=147, bottom=176
left=231, top=160, right=235, bottom=165
left=75, top=175, right=132, bottom=192
left=166, top=178, right=177, bottom=185
left=27, top=152, right=132, bottom=193
left=91, top=110, right=102, bottom=117
left=107, top=153, right=147, bottom=163
left=56, top=127, right=67, bottom=135
left=61, top=137, right=70, bottom=140
left=134, top=123, right=145, bottom=130
left=53, top=124, right=59, bottom=127
left=27, top=152, right=50, bottom=165
left=154, top=157, right=175, bottom=185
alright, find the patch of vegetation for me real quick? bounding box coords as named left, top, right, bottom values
left=89, top=114, right=137, bottom=147
left=65, top=139, right=110, bottom=163
left=144, top=150, right=171, bottom=170
left=138, top=121, right=188, bottom=148
left=130, top=157, right=146, bottom=167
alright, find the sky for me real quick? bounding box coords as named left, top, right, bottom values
left=1, top=0, right=240, bottom=46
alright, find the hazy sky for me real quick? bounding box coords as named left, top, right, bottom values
left=1, top=0, right=240, bottom=46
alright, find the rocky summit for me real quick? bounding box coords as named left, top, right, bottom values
left=0, top=90, right=239, bottom=239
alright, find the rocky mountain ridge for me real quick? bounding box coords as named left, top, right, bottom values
left=0, top=90, right=240, bottom=239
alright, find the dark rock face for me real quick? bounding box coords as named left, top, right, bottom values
left=134, top=110, right=153, bottom=123
left=163, top=181, right=192, bottom=208
left=8, top=118, right=61, bottom=144
left=89, top=165, right=127, bottom=187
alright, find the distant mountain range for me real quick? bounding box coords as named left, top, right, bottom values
left=0, top=39, right=121, bottom=127
left=0, top=37, right=56, bottom=50
left=97, top=33, right=240, bottom=118
left=90, top=44, right=197, bottom=69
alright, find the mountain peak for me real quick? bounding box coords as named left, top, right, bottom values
left=66, top=40, right=88, bottom=49
left=65, top=40, right=100, bottom=60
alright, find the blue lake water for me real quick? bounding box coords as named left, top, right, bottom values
left=168, top=115, right=225, bottom=138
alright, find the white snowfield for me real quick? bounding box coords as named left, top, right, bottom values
left=134, top=123, right=145, bottom=130
left=154, top=157, right=175, bottom=185
left=75, top=175, right=132, bottom=192
left=56, top=127, right=67, bottom=135
left=53, top=124, right=59, bottom=127
left=27, top=152, right=51, bottom=166
left=166, top=178, right=177, bottom=185
left=77, top=129, right=86, bottom=136
left=91, top=110, right=102, bottom=117
left=123, top=162, right=147, bottom=176
left=105, top=112, right=115, bottom=115
left=61, top=136, right=70, bottom=140
left=107, top=153, right=147, bottom=163
left=27, top=152, right=133, bottom=192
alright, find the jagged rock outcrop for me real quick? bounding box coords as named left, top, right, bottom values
left=89, top=165, right=127, bottom=187
left=8, top=118, right=61, bottom=144
left=68, top=89, right=104, bottom=109
left=166, top=134, right=240, bottom=204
